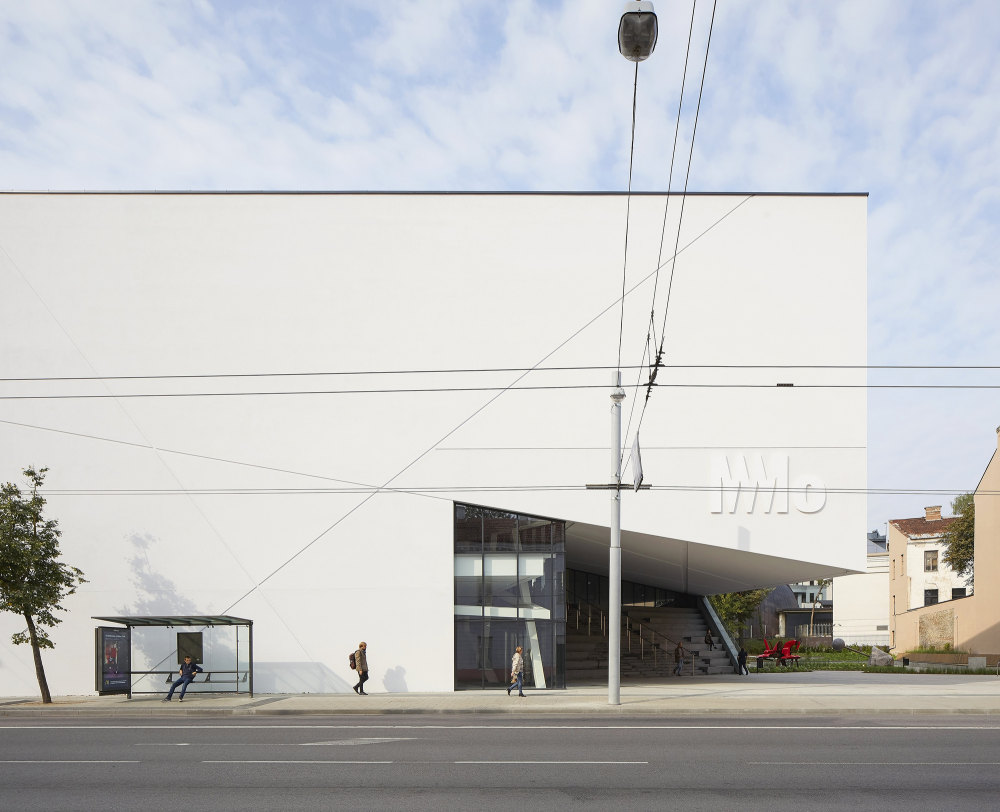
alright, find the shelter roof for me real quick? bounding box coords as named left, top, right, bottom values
left=92, top=615, right=251, bottom=627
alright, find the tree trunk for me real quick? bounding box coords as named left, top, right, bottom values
left=23, top=612, right=52, bottom=704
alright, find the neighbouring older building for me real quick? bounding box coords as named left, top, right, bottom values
left=890, top=427, right=1000, bottom=655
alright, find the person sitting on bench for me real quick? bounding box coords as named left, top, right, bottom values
left=163, top=656, right=203, bottom=702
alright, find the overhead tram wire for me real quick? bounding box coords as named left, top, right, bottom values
left=36, top=485, right=998, bottom=498
left=6, top=381, right=999, bottom=401
left=621, top=0, right=701, bottom=459
left=3, top=362, right=1000, bottom=384
left=642, top=0, right=719, bottom=427
left=617, top=60, right=642, bottom=377
left=622, top=1, right=719, bottom=475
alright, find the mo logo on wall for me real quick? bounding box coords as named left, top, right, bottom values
left=710, top=454, right=826, bottom=514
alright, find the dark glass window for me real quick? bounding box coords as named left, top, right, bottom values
left=454, top=505, right=482, bottom=553
left=455, top=503, right=566, bottom=690
left=484, top=513, right=518, bottom=553
left=952, top=587, right=966, bottom=600
left=518, top=516, right=551, bottom=552
left=924, top=589, right=939, bottom=606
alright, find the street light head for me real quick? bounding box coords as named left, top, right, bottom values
left=618, top=1, right=658, bottom=63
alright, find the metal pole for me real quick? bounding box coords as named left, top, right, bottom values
left=609, top=372, right=625, bottom=705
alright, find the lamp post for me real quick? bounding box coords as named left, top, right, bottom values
left=607, top=0, right=658, bottom=707
left=609, top=374, right=626, bottom=705
left=619, top=1, right=658, bottom=63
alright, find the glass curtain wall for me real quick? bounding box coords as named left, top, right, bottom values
left=566, top=568, right=697, bottom=613
left=454, top=503, right=566, bottom=690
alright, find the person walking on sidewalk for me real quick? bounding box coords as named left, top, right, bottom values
left=163, top=655, right=203, bottom=702
left=738, top=646, right=750, bottom=675
left=508, top=645, right=525, bottom=697
left=352, top=642, right=369, bottom=695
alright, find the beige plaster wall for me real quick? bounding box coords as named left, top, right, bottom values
left=960, top=436, right=1000, bottom=652
left=893, top=432, right=1000, bottom=655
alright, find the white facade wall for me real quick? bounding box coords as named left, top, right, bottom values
left=833, top=554, right=890, bottom=646
left=0, top=192, right=867, bottom=695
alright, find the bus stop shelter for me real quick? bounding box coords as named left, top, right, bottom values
left=93, top=615, right=253, bottom=699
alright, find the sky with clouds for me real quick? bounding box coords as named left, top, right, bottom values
left=2, top=0, right=999, bottom=531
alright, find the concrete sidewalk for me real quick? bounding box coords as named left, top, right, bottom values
left=5, top=672, right=1000, bottom=717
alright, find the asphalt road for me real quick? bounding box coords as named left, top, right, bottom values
left=2, top=715, right=999, bottom=811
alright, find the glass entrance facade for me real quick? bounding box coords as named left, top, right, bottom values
left=454, top=503, right=566, bottom=690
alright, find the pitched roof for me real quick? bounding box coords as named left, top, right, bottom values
left=889, top=516, right=956, bottom=538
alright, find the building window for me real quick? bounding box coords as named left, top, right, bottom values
left=876, top=625, right=888, bottom=631
left=454, top=503, right=566, bottom=690
left=924, top=589, right=939, bottom=607
left=924, top=550, right=938, bottom=572
left=952, top=587, right=966, bottom=600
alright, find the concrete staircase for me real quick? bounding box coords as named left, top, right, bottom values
left=565, top=606, right=734, bottom=685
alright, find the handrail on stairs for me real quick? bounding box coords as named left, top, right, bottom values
left=569, top=596, right=690, bottom=674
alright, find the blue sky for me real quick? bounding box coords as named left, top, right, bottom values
left=2, top=0, right=999, bottom=531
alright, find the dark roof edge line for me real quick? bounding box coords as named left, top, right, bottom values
left=0, top=190, right=870, bottom=198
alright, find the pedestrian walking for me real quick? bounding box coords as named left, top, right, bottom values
left=162, top=655, right=203, bottom=702
left=738, top=646, right=749, bottom=675
left=704, top=628, right=715, bottom=650
left=674, top=642, right=686, bottom=676
left=507, top=645, right=525, bottom=697
left=352, top=641, right=369, bottom=695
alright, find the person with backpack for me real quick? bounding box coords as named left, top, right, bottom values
left=352, top=641, right=369, bottom=695
left=674, top=642, right=686, bottom=676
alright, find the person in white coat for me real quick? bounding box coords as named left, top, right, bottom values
left=507, top=645, right=525, bottom=697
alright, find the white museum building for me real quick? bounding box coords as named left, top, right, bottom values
left=0, top=191, right=867, bottom=695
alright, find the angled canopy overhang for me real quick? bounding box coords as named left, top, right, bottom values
left=565, top=521, right=861, bottom=595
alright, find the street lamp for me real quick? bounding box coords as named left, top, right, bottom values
left=602, top=0, right=658, bottom=710
left=618, top=1, right=658, bottom=62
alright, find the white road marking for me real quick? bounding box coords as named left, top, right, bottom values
left=301, top=737, right=415, bottom=746
left=201, top=759, right=645, bottom=765
left=4, top=724, right=1000, bottom=731
left=0, top=760, right=140, bottom=764
left=203, top=760, right=392, bottom=764
left=136, top=737, right=415, bottom=747
left=752, top=761, right=1000, bottom=766
left=456, top=760, right=647, bottom=765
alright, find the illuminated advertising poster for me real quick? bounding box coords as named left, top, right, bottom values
left=96, top=627, right=131, bottom=695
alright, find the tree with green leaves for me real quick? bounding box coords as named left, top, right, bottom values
left=0, top=467, right=86, bottom=703
left=709, top=588, right=773, bottom=643
left=808, top=578, right=833, bottom=636
left=942, top=492, right=974, bottom=587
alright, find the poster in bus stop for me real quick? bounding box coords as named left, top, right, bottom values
left=95, top=626, right=130, bottom=694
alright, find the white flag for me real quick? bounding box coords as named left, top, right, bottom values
left=631, top=433, right=644, bottom=491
